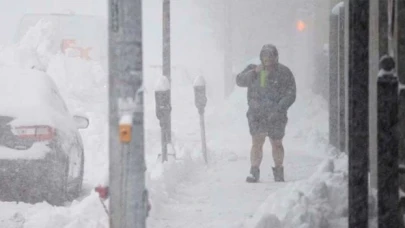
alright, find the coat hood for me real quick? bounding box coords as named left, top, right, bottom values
left=259, top=44, right=279, bottom=64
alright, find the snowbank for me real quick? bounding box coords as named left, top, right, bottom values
left=0, top=191, right=109, bottom=228
left=241, top=153, right=378, bottom=228
left=0, top=19, right=57, bottom=71
left=0, top=66, right=77, bottom=134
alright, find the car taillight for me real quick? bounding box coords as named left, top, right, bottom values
left=12, top=125, right=55, bottom=141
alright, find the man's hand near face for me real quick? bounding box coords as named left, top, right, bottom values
left=255, top=64, right=264, bottom=73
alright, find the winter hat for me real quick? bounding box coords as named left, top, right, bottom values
left=260, top=44, right=278, bottom=63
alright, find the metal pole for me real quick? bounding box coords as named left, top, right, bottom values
left=155, top=76, right=171, bottom=163
left=329, top=13, right=339, bottom=148
left=163, top=0, right=172, bottom=144
left=377, top=55, right=399, bottom=228
left=161, top=126, right=168, bottom=162
left=109, top=0, right=146, bottom=227
left=199, top=114, right=207, bottom=163
left=347, top=0, right=369, bottom=227
left=396, top=0, right=405, bottom=226
left=338, top=5, right=346, bottom=153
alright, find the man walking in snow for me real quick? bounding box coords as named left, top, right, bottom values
left=236, top=44, right=296, bottom=183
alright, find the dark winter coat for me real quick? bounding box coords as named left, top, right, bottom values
left=235, top=62, right=296, bottom=119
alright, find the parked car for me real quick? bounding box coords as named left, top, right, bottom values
left=0, top=65, right=89, bottom=206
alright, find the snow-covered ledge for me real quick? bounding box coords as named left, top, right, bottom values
left=155, top=74, right=171, bottom=91
left=332, top=2, right=344, bottom=15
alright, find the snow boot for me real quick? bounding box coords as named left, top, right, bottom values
left=246, top=167, right=260, bottom=183
left=272, top=166, right=284, bottom=182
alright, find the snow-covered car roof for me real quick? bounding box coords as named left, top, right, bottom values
left=0, top=66, right=75, bottom=131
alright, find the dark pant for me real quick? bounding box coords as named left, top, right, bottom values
left=247, top=110, right=288, bottom=140
left=247, top=110, right=287, bottom=168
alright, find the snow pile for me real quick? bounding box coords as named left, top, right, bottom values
left=0, top=66, right=75, bottom=130
left=0, top=19, right=57, bottom=71
left=242, top=154, right=378, bottom=228
left=24, top=192, right=108, bottom=228
left=155, top=74, right=171, bottom=91
left=0, top=191, right=108, bottom=228
left=146, top=148, right=203, bottom=216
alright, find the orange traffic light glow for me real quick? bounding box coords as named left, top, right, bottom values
left=297, top=20, right=306, bottom=31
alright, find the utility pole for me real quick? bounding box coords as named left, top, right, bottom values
left=347, top=0, right=369, bottom=227
left=163, top=0, right=172, bottom=146
left=109, top=0, right=147, bottom=227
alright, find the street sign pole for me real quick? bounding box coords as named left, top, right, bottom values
left=109, top=0, right=147, bottom=227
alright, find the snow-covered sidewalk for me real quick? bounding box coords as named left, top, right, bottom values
left=148, top=151, right=325, bottom=228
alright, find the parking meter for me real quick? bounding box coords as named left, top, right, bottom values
left=155, top=75, right=171, bottom=162
left=193, top=75, right=208, bottom=163
left=194, top=75, right=207, bottom=115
